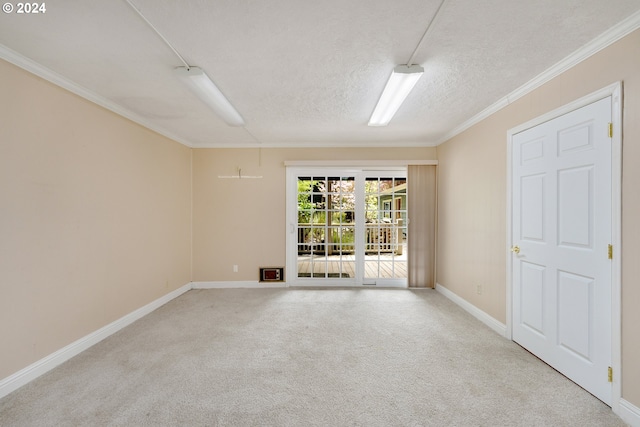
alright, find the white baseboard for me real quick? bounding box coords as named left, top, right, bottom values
left=618, top=398, right=640, bottom=427
left=191, top=281, right=288, bottom=289
left=435, top=283, right=507, bottom=337
left=0, top=283, right=192, bottom=400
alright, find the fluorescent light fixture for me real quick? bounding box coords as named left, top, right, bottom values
left=175, top=66, right=245, bottom=127
left=368, top=64, right=424, bottom=126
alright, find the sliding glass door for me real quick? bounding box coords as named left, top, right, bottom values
left=363, top=175, right=407, bottom=285
left=287, top=168, right=407, bottom=287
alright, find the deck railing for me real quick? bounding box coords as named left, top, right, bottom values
left=297, top=219, right=403, bottom=255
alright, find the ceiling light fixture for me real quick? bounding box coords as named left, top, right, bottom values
left=368, top=64, right=424, bottom=127
left=175, top=67, right=245, bottom=127
left=125, top=0, right=246, bottom=128
left=368, top=0, right=446, bottom=127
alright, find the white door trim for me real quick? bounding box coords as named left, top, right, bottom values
left=285, top=166, right=408, bottom=288
left=506, top=82, right=622, bottom=411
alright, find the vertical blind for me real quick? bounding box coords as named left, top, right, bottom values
left=408, top=165, right=437, bottom=288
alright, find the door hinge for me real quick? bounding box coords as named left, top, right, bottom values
left=608, top=244, right=613, bottom=260
left=608, top=123, right=613, bottom=138
left=608, top=366, right=613, bottom=383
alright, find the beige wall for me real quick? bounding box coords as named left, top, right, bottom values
left=192, top=147, right=436, bottom=281
left=436, top=29, right=640, bottom=406
left=0, top=60, right=192, bottom=379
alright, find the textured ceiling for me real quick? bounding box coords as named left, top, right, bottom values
left=1, top=0, right=639, bottom=147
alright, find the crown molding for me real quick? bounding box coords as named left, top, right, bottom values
left=0, top=43, right=196, bottom=148
left=191, top=139, right=438, bottom=149
left=3, top=7, right=639, bottom=150
left=435, top=9, right=640, bottom=146
left=0, top=43, right=437, bottom=149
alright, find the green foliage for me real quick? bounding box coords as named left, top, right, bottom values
left=297, top=179, right=317, bottom=223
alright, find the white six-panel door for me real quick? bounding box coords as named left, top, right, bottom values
left=511, top=97, right=612, bottom=404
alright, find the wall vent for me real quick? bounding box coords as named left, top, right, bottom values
left=259, top=267, right=284, bottom=282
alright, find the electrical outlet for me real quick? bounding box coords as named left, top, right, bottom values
left=476, top=285, right=483, bottom=295
left=233, top=265, right=238, bottom=273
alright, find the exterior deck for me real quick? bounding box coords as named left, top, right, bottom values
left=296, top=244, right=407, bottom=279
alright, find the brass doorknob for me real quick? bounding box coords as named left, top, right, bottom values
left=511, top=245, right=520, bottom=254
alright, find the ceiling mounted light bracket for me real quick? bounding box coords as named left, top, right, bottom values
left=174, top=66, right=245, bottom=127
left=368, top=64, right=424, bottom=127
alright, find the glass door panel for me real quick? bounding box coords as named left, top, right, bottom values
left=296, top=175, right=355, bottom=280
left=363, top=175, right=407, bottom=285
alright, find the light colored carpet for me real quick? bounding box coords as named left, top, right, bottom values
left=0, top=289, right=626, bottom=426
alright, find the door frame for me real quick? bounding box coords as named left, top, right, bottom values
left=285, top=165, right=410, bottom=288
left=506, top=82, right=622, bottom=409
